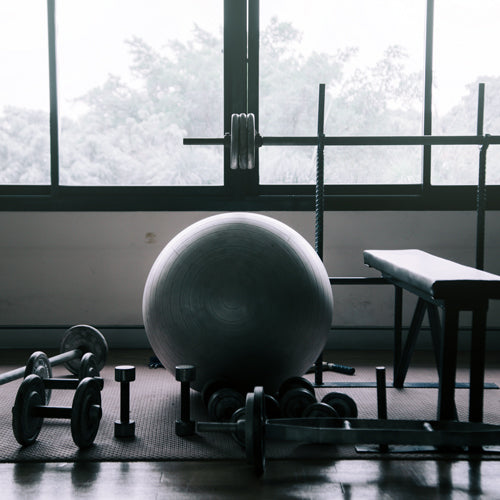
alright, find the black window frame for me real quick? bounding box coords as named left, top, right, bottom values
left=0, top=0, right=499, bottom=211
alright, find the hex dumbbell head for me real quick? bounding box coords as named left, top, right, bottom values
left=175, top=365, right=196, bottom=383
left=115, top=420, right=135, bottom=439
left=115, top=365, right=136, bottom=383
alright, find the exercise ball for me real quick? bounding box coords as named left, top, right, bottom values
left=142, top=212, right=333, bottom=393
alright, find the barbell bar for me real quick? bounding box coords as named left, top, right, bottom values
left=0, top=324, right=108, bottom=388
left=196, top=385, right=500, bottom=476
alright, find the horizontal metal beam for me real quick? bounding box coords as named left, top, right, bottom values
left=184, top=134, right=500, bottom=147
left=330, top=277, right=389, bottom=285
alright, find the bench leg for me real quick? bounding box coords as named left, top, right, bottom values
left=438, top=304, right=459, bottom=420
left=394, top=297, right=427, bottom=388
left=427, top=304, right=442, bottom=376
left=393, top=285, right=403, bottom=381
left=469, top=303, right=488, bottom=423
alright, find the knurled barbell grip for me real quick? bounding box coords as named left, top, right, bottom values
left=196, top=421, right=238, bottom=433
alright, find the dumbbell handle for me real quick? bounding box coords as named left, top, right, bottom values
left=0, top=348, right=83, bottom=387
left=31, top=404, right=102, bottom=421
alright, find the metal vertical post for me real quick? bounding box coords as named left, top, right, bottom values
left=314, top=84, right=326, bottom=386
left=476, top=83, right=488, bottom=271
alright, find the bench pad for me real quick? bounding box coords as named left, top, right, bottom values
left=363, top=249, right=500, bottom=300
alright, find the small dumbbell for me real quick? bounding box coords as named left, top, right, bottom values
left=278, top=377, right=316, bottom=418
left=321, top=392, right=358, bottom=418
left=175, top=365, right=196, bottom=436
left=114, top=365, right=135, bottom=439
left=202, top=379, right=245, bottom=422
left=12, top=374, right=102, bottom=448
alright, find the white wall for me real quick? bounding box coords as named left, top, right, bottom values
left=0, top=211, right=499, bottom=350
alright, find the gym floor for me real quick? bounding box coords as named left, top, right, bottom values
left=2, top=349, right=500, bottom=499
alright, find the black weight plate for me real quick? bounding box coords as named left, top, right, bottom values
left=60, top=325, right=108, bottom=376
left=322, top=392, right=358, bottom=418
left=207, top=388, right=245, bottom=422
left=12, top=374, right=45, bottom=446
left=245, top=386, right=265, bottom=476
left=230, top=407, right=246, bottom=447
left=24, top=351, right=52, bottom=404
left=278, top=376, right=315, bottom=399
left=230, top=114, right=239, bottom=170
left=247, top=113, right=256, bottom=170
left=264, top=394, right=281, bottom=419
left=71, top=377, right=102, bottom=448
left=303, top=401, right=339, bottom=418
left=238, top=113, right=248, bottom=170
left=201, top=379, right=230, bottom=407
left=79, top=352, right=99, bottom=379
left=280, top=387, right=316, bottom=418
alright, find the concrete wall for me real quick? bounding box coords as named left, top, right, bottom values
left=1, top=211, right=499, bottom=350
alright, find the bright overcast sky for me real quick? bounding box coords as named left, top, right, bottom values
left=1, top=0, right=500, bottom=116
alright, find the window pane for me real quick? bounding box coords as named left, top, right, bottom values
left=432, top=0, right=500, bottom=185
left=57, top=0, right=223, bottom=186
left=0, top=2, right=50, bottom=185
left=259, top=0, right=425, bottom=185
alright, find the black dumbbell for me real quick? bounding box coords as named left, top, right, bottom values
left=321, top=392, right=358, bottom=418
left=114, top=365, right=136, bottom=439
left=12, top=374, right=102, bottom=448
left=24, top=352, right=103, bottom=404
left=175, top=365, right=196, bottom=436
left=278, top=377, right=316, bottom=418
left=201, top=379, right=245, bottom=422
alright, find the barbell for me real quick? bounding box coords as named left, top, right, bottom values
left=0, top=324, right=108, bottom=389
left=12, top=374, right=103, bottom=449
left=196, top=386, right=500, bottom=476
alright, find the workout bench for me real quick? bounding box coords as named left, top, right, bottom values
left=363, top=249, right=500, bottom=423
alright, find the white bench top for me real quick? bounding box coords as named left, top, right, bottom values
left=363, top=249, right=500, bottom=300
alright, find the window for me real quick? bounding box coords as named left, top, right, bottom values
left=0, top=0, right=499, bottom=210
left=0, top=1, right=50, bottom=185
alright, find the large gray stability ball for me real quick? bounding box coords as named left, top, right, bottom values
left=142, top=212, right=333, bottom=393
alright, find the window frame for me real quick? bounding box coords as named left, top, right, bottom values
left=0, top=0, right=499, bottom=211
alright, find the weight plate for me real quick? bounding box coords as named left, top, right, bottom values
left=280, top=387, right=316, bottom=418
left=79, top=352, right=99, bottom=379
left=60, top=325, right=108, bottom=376
left=207, top=387, right=245, bottom=422
left=12, top=374, right=45, bottom=446
left=322, top=392, right=358, bottom=418
left=303, top=401, right=339, bottom=418
left=24, top=351, right=52, bottom=404
left=201, top=379, right=231, bottom=407
left=230, top=407, right=246, bottom=447
left=264, top=394, right=281, bottom=419
left=238, top=113, right=248, bottom=170
left=230, top=114, right=239, bottom=170
left=246, top=113, right=256, bottom=170
left=278, top=376, right=315, bottom=399
left=245, top=386, right=265, bottom=476
left=71, top=377, right=102, bottom=448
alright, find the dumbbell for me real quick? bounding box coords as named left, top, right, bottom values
left=175, top=365, right=196, bottom=436
left=23, top=351, right=102, bottom=404
left=201, top=379, right=245, bottom=422
left=278, top=377, right=316, bottom=418
left=0, top=324, right=108, bottom=389
left=114, top=365, right=135, bottom=439
left=12, top=374, right=102, bottom=448
left=321, top=392, right=358, bottom=418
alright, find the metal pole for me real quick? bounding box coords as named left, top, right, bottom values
left=314, top=84, right=326, bottom=386
left=476, top=83, right=488, bottom=271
